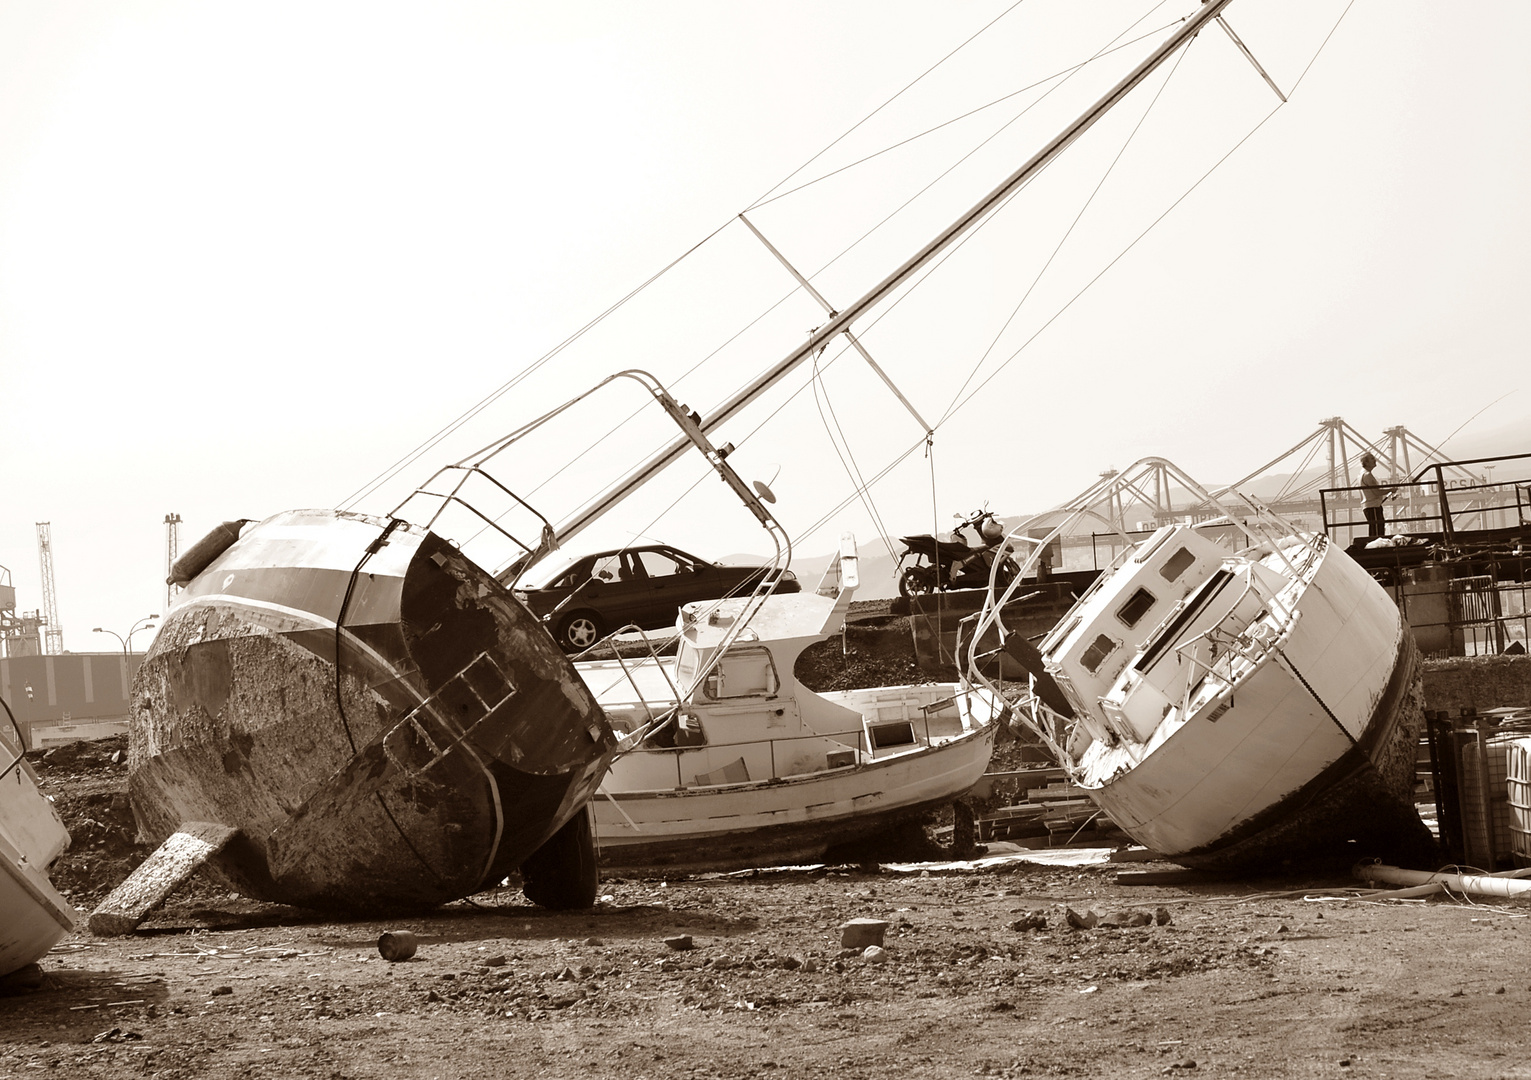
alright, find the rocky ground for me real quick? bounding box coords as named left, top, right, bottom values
left=5, top=626, right=1531, bottom=1078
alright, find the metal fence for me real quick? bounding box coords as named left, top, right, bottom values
left=1321, top=452, right=1531, bottom=658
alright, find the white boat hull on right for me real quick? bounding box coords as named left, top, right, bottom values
left=1085, top=547, right=1428, bottom=867
left=984, top=476, right=1437, bottom=873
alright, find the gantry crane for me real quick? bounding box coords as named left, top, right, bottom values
left=164, top=513, right=183, bottom=611
left=36, top=522, right=62, bottom=655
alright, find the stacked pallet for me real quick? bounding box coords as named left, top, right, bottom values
left=973, top=769, right=1129, bottom=848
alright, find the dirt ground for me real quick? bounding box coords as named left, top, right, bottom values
left=6, top=628, right=1531, bottom=1079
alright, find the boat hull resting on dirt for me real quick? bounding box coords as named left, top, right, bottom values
left=967, top=460, right=1435, bottom=871
left=129, top=509, right=617, bottom=913
left=583, top=543, right=1004, bottom=873
left=2, top=713, right=78, bottom=977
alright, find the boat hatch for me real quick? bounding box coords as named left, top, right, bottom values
left=1115, top=588, right=1157, bottom=629
left=868, top=721, right=917, bottom=750
left=1160, top=546, right=1196, bottom=582
left=1080, top=634, right=1120, bottom=674
left=702, top=646, right=779, bottom=700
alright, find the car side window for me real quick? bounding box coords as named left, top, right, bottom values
left=635, top=551, right=683, bottom=580
left=591, top=554, right=624, bottom=583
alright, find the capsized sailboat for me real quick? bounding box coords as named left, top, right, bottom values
left=965, top=460, right=1435, bottom=870
left=582, top=542, right=1003, bottom=874
left=2, top=701, right=77, bottom=977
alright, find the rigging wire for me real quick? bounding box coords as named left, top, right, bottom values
left=773, top=1, right=1182, bottom=307
left=935, top=30, right=1195, bottom=429
left=944, top=107, right=1276, bottom=424
left=1429, top=390, right=1518, bottom=460
left=746, top=0, right=1033, bottom=210
left=810, top=353, right=901, bottom=563
left=703, top=2, right=1362, bottom=555
left=1272, top=437, right=1325, bottom=504
left=355, top=2, right=1183, bottom=523
left=347, top=2, right=1184, bottom=532
left=336, top=220, right=731, bottom=512
left=749, top=15, right=1185, bottom=213
left=375, top=3, right=1362, bottom=579
left=939, top=0, right=1359, bottom=428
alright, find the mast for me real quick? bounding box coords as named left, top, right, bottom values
left=552, top=0, right=1236, bottom=549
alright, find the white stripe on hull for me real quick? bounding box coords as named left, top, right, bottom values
left=594, top=727, right=993, bottom=851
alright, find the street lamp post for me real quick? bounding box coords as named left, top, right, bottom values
left=93, top=615, right=159, bottom=659
left=126, top=616, right=159, bottom=652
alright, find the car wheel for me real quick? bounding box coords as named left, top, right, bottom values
left=556, top=610, right=603, bottom=651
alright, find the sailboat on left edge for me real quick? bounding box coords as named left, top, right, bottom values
left=2, top=701, right=77, bottom=977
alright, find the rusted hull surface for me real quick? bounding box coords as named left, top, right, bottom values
left=130, top=510, right=616, bottom=913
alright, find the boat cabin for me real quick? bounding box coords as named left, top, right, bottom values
left=579, top=545, right=988, bottom=792
left=1039, top=524, right=1303, bottom=763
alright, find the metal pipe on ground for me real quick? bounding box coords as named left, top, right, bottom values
left=1355, top=863, right=1531, bottom=898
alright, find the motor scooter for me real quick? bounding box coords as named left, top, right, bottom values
left=896, top=508, right=1020, bottom=597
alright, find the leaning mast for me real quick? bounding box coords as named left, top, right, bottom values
left=552, top=0, right=1236, bottom=549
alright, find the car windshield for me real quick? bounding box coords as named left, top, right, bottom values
left=518, top=554, right=584, bottom=590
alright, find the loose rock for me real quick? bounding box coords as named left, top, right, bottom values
left=1064, top=908, right=1098, bottom=930
left=840, top=918, right=890, bottom=949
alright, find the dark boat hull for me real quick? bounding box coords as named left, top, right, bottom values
left=130, top=510, right=616, bottom=913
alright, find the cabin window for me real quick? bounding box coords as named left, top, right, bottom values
left=1080, top=634, right=1118, bottom=675
left=701, top=646, right=779, bottom=700
left=1115, top=588, right=1156, bottom=629
left=1160, top=547, right=1196, bottom=583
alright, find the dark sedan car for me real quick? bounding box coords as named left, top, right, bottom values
left=514, top=544, right=799, bottom=651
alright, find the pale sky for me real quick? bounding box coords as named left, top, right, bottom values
left=1, top=0, right=1527, bottom=650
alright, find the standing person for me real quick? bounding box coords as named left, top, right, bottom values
left=1360, top=453, right=1386, bottom=538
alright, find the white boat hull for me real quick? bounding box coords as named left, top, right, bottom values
left=1, top=763, right=77, bottom=978
left=1, top=832, right=77, bottom=978
left=595, top=721, right=994, bottom=874
left=1077, top=533, right=1430, bottom=868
